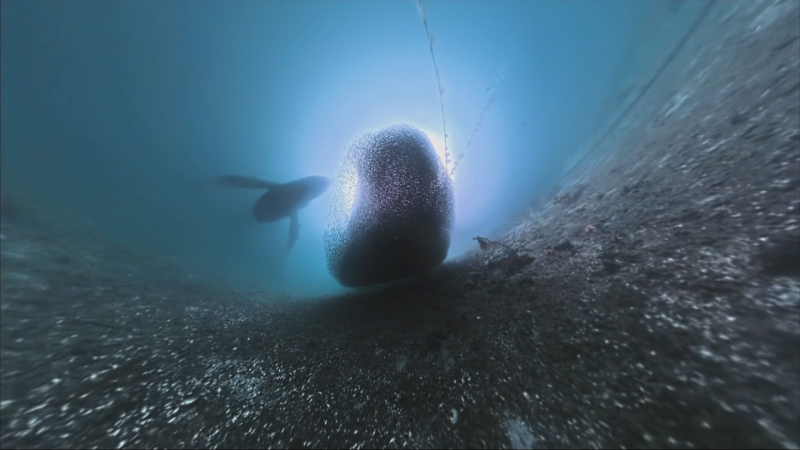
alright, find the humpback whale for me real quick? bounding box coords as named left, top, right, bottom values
left=216, top=174, right=331, bottom=251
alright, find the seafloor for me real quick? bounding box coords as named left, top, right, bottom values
left=2, top=1, right=799, bottom=449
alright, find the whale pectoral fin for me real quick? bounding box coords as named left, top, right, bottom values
left=287, top=210, right=300, bottom=250
left=215, top=174, right=280, bottom=190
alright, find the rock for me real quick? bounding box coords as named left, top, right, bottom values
left=487, top=253, right=535, bottom=273
left=554, top=240, right=575, bottom=251
left=753, top=231, right=800, bottom=277
left=602, top=259, right=622, bottom=274
left=324, top=124, right=455, bottom=287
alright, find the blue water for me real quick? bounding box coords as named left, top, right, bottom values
left=1, top=0, right=666, bottom=295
